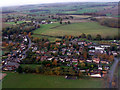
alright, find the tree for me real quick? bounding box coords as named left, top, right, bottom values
left=14, top=21, right=17, bottom=24
left=23, top=66, right=32, bottom=73
left=36, top=66, right=40, bottom=73
left=36, top=65, right=45, bottom=74
left=91, top=64, right=94, bottom=69
left=86, top=34, right=92, bottom=40
left=78, top=70, right=83, bottom=78
left=37, top=25, right=40, bottom=28
left=81, top=33, right=86, bottom=38
left=60, top=21, right=62, bottom=24
left=83, top=51, right=88, bottom=60
left=28, top=32, right=31, bottom=38
left=24, top=32, right=27, bottom=36
left=69, top=16, right=73, bottom=19
left=96, top=34, right=101, bottom=41
left=16, top=66, right=23, bottom=73
left=108, top=55, right=114, bottom=62
left=81, top=63, right=85, bottom=68
left=54, top=67, right=61, bottom=75
left=42, top=61, right=52, bottom=67
left=52, top=59, right=57, bottom=66
left=68, top=21, right=71, bottom=24
left=68, top=67, right=75, bottom=76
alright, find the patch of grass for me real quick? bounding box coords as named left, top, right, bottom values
left=33, top=22, right=118, bottom=38
left=5, top=21, right=30, bottom=25
left=33, top=23, right=59, bottom=34
left=2, top=23, right=12, bottom=28
left=3, top=72, right=103, bottom=88
left=32, top=34, right=61, bottom=42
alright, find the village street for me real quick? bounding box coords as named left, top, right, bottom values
left=109, top=57, right=120, bottom=88
left=17, top=35, right=32, bottom=59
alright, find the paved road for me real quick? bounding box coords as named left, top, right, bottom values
left=109, top=57, right=120, bottom=88
left=22, top=36, right=31, bottom=56
left=16, top=35, right=31, bottom=59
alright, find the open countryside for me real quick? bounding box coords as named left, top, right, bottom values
left=2, top=1, right=120, bottom=89
left=33, top=22, right=118, bottom=38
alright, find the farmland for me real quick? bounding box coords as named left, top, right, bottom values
left=2, top=2, right=120, bottom=89
left=3, top=72, right=103, bottom=88
left=5, top=21, right=31, bottom=25
left=32, top=35, right=61, bottom=42
left=33, top=22, right=118, bottom=38
left=2, top=2, right=119, bottom=17
left=2, top=23, right=12, bottom=28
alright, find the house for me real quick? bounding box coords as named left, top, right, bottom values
left=76, top=51, right=80, bottom=55
left=24, top=38, right=27, bottom=42
left=112, top=51, right=118, bottom=56
left=4, top=36, right=9, bottom=39
left=79, top=59, right=85, bottom=63
left=80, top=70, right=86, bottom=72
left=66, top=58, right=70, bottom=62
left=98, top=67, right=102, bottom=70
left=47, top=57, right=53, bottom=61
left=41, top=21, right=46, bottom=24
left=67, top=52, right=71, bottom=56
left=41, top=56, right=48, bottom=61
left=100, top=60, right=109, bottom=64
left=63, top=43, right=66, bottom=46
left=90, top=74, right=102, bottom=78
left=3, top=62, right=20, bottom=71
left=104, top=66, right=110, bottom=70
left=100, top=45, right=110, bottom=48
left=51, top=50, right=57, bottom=53
left=72, top=59, right=78, bottom=63
left=77, top=41, right=85, bottom=45
left=102, top=71, right=107, bottom=74
left=86, top=59, right=92, bottom=63
left=93, top=58, right=100, bottom=64
left=56, top=42, right=61, bottom=45
left=36, top=51, right=41, bottom=54
left=95, top=47, right=104, bottom=51
left=59, top=58, right=64, bottom=62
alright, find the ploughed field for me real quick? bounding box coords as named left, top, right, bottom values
left=33, top=22, right=118, bottom=38
left=3, top=72, right=103, bottom=88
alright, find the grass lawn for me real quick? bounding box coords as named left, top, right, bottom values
left=3, top=72, right=103, bottom=88
left=33, top=22, right=118, bottom=38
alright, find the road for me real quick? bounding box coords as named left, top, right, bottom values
left=15, top=35, right=31, bottom=60
left=21, top=35, right=31, bottom=58
left=109, top=57, right=120, bottom=88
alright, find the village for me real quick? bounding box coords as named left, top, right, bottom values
left=2, top=31, right=120, bottom=78
left=1, top=1, right=120, bottom=88
left=1, top=7, right=120, bottom=80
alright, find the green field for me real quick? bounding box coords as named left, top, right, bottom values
left=3, top=72, right=103, bottom=88
left=5, top=21, right=31, bottom=25
left=33, top=22, right=118, bottom=38
left=32, top=34, right=61, bottom=42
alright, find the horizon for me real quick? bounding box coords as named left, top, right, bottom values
left=1, top=0, right=119, bottom=7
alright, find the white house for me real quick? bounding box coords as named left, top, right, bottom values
left=90, top=74, right=101, bottom=78
left=95, top=47, right=104, bottom=51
